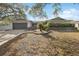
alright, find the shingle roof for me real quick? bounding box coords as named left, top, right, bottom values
left=48, top=17, right=74, bottom=24
left=13, top=19, right=27, bottom=23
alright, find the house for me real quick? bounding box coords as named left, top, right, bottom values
left=44, top=17, right=78, bottom=31
left=13, top=19, right=35, bottom=30
left=0, top=18, right=35, bottom=30
left=48, top=17, right=74, bottom=24
left=13, top=19, right=27, bottom=30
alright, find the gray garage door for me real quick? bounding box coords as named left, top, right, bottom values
left=13, top=23, right=27, bottom=29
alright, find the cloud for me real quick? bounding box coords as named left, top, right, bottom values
left=60, top=8, right=79, bottom=20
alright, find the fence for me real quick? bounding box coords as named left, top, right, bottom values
left=0, top=24, right=13, bottom=30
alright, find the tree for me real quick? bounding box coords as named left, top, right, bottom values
left=0, top=3, right=26, bottom=20
left=28, top=3, right=62, bottom=20
left=52, top=3, right=61, bottom=17
left=29, top=3, right=48, bottom=21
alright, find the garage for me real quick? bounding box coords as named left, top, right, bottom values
left=13, top=23, right=27, bottom=29
left=13, top=19, right=27, bottom=30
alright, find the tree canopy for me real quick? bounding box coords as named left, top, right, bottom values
left=0, top=3, right=26, bottom=20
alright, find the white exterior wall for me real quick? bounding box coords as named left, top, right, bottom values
left=27, top=22, right=32, bottom=28
left=75, top=23, right=79, bottom=28
left=74, top=23, right=79, bottom=30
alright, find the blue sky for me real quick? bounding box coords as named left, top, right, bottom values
left=24, top=3, right=79, bottom=21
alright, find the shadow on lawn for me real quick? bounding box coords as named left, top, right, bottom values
left=33, top=30, right=57, bottom=40
left=41, top=33, right=57, bottom=40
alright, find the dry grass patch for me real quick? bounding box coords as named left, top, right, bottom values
left=2, top=31, right=79, bottom=56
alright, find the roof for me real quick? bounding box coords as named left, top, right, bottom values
left=48, top=17, right=74, bottom=24
left=51, top=17, right=65, bottom=20
left=74, top=21, right=79, bottom=24
left=13, top=19, right=27, bottom=23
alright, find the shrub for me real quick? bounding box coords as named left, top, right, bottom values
left=52, top=23, right=74, bottom=27
left=37, top=21, right=52, bottom=32
left=47, top=22, right=53, bottom=27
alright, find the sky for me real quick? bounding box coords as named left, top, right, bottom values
left=24, top=3, right=79, bottom=21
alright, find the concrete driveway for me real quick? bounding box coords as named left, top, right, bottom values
left=0, top=30, right=25, bottom=46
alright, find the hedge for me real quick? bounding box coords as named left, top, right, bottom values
left=52, top=23, right=74, bottom=27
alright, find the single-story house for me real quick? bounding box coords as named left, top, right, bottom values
left=0, top=17, right=79, bottom=31
left=0, top=19, right=34, bottom=30
left=48, top=17, right=74, bottom=24
left=45, top=17, right=79, bottom=31
left=13, top=19, right=27, bottom=29
left=13, top=19, right=34, bottom=30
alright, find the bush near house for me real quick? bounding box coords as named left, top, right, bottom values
left=37, top=21, right=75, bottom=32
left=37, top=21, right=52, bottom=31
